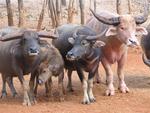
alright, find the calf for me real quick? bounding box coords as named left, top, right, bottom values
left=29, top=40, right=65, bottom=101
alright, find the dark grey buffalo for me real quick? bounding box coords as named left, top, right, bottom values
left=141, top=25, right=150, bottom=66
left=52, top=24, right=105, bottom=104
left=0, top=27, right=57, bottom=106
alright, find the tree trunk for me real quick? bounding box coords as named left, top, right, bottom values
left=127, top=0, right=132, bottom=14
left=56, top=0, right=61, bottom=25
left=116, top=0, right=121, bottom=14
left=37, top=0, right=46, bottom=31
left=6, top=0, right=14, bottom=26
left=48, top=0, right=56, bottom=28
left=18, top=0, right=24, bottom=27
left=61, top=0, right=66, bottom=6
left=67, top=0, right=75, bottom=23
left=79, top=0, right=85, bottom=24
left=48, top=0, right=61, bottom=28
left=94, top=0, right=96, bottom=12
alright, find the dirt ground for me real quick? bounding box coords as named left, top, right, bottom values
left=0, top=52, right=149, bottom=113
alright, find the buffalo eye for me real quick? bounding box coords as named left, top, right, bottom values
left=81, top=40, right=89, bottom=46
left=21, top=38, right=26, bottom=45
left=120, top=26, right=126, bottom=30
left=43, top=70, right=46, bottom=73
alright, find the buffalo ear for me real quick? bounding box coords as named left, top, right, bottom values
left=68, top=37, right=75, bottom=44
left=93, top=40, right=105, bottom=48
left=136, top=26, right=148, bottom=35
left=105, top=26, right=117, bottom=37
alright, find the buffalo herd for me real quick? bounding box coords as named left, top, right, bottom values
left=0, top=2, right=150, bottom=106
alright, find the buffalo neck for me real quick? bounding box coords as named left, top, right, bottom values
left=83, top=48, right=100, bottom=64
left=105, top=36, right=126, bottom=51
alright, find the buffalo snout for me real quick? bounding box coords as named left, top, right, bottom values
left=127, top=38, right=139, bottom=47
left=28, top=47, right=39, bottom=56
left=66, top=51, right=78, bottom=61
left=38, top=79, right=44, bottom=85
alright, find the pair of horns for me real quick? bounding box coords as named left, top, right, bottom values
left=0, top=30, right=58, bottom=41
left=90, top=0, right=149, bottom=25
left=73, top=27, right=106, bottom=40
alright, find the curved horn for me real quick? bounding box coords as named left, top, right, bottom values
left=134, top=0, right=149, bottom=24
left=73, top=28, right=79, bottom=38
left=38, top=30, right=59, bottom=39
left=90, top=8, right=120, bottom=26
left=0, top=31, right=23, bottom=41
left=142, top=53, right=150, bottom=67
left=86, top=29, right=107, bottom=41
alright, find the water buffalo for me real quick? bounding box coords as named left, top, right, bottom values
left=0, top=27, right=58, bottom=106
left=86, top=1, right=148, bottom=96
left=141, top=25, right=150, bottom=67
left=29, top=40, right=65, bottom=102
left=52, top=24, right=105, bottom=104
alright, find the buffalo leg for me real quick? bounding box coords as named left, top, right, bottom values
left=67, top=69, right=74, bottom=92
left=101, top=58, right=115, bottom=96
left=87, top=65, right=98, bottom=103
left=6, top=76, right=17, bottom=97
left=76, top=67, right=90, bottom=104
left=45, top=77, right=52, bottom=98
left=17, top=70, right=32, bottom=106
left=1, top=74, right=7, bottom=98
left=29, top=72, right=37, bottom=104
left=34, top=75, right=39, bottom=97
left=58, top=71, right=65, bottom=102
left=117, top=53, right=129, bottom=93
left=88, top=76, right=95, bottom=102
left=93, top=69, right=101, bottom=84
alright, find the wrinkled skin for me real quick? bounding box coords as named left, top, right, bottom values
left=86, top=10, right=148, bottom=96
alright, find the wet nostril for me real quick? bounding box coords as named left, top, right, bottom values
left=38, top=79, right=43, bottom=85
left=129, top=39, right=136, bottom=44
left=30, top=47, right=38, bottom=53
left=67, top=52, right=73, bottom=57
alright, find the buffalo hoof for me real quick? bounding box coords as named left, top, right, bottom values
left=1, top=91, right=7, bottom=99
left=22, top=99, right=32, bottom=106
left=89, top=97, right=96, bottom=103
left=82, top=100, right=90, bottom=105
left=29, top=94, right=37, bottom=105
left=105, top=84, right=115, bottom=96
left=12, top=92, right=18, bottom=98
left=118, top=84, right=130, bottom=93
left=105, top=89, right=115, bottom=96
left=30, top=97, right=37, bottom=105
left=82, top=98, right=90, bottom=105
left=93, top=79, right=101, bottom=84
left=59, top=97, right=64, bottom=102
left=67, top=86, right=74, bottom=92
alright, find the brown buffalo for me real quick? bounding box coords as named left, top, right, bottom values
left=86, top=2, right=148, bottom=96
